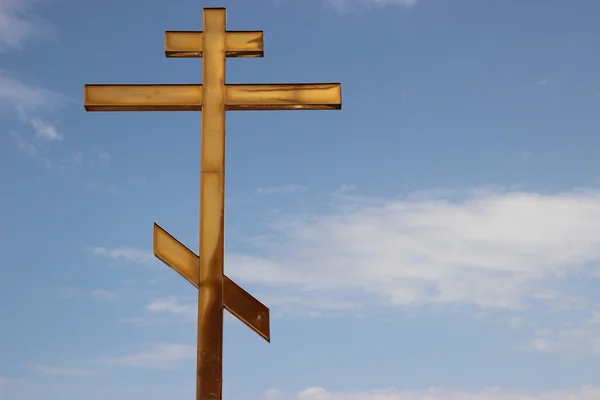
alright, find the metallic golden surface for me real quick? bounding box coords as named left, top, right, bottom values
left=84, top=84, right=203, bottom=111
left=153, top=223, right=198, bottom=287
left=165, top=31, right=264, bottom=58
left=222, top=277, right=270, bottom=342
left=84, top=6, right=342, bottom=400
left=225, top=83, right=342, bottom=110
left=197, top=8, right=227, bottom=400
left=153, top=223, right=270, bottom=341
left=84, top=83, right=341, bottom=111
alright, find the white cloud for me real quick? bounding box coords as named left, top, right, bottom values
left=226, top=186, right=600, bottom=313
left=146, top=297, right=197, bottom=320
left=118, top=316, right=167, bottom=326
left=257, top=184, right=308, bottom=195
left=3, top=74, right=66, bottom=168
left=522, top=328, right=600, bottom=356
left=0, top=0, right=54, bottom=52
left=89, top=246, right=153, bottom=265
left=529, top=337, right=555, bottom=352
left=261, top=294, right=364, bottom=318
left=501, top=316, right=534, bottom=330
left=99, top=344, right=194, bottom=369
left=267, top=386, right=600, bottom=400
left=0, top=71, right=65, bottom=114
left=30, top=364, right=95, bottom=377
left=29, top=118, right=62, bottom=141
left=90, top=289, right=119, bottom=301
left=98, top=185, right=600, bottom=357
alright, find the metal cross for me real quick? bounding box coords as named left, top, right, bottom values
left=84, top=7, right=341, bottom=400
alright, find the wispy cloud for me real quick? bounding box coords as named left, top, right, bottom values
left=226, top=186, right=600, bottom=313
left=0, top=71, right=66, bottom=114
left=9, top=130, right=52, bottom=168
left=2, top=72, right=73, bottom=176
left=338, top=184, right=358, bottom=192
left=29, top=118, right=62, bottom=141
left=104, top=185, right=600, bottom=357
left=2, top=71, right=67, bottom=167
left=520, top=320, right=600, bottom=356
left=99, top=344, right=195, bottom=369
left=588, top=310, right=600, bottom=325
left=146, top=297, right=197, bottom=320
left=9, top=130, right=37, bottom=156
left=86, top=179, right=120, bottom=197
left=325, top=0, right=420, bottom=13
left=89, top=246, right=154, bottom=265
left=30, top=364, right=95, bottom=377
left=520, top=151, right=532, bottom=160
left=267, top=386, right=600, bottom=400
left=261, top=294, right=364, bottom=318
left=142, top=294, right=360, bottom=321
left=118, top=316, right=167, bottom=326
left=0, top=0, right=55, bottom=52
left=90, top=289, right=119, bottom=301
left=256, top=184, right=308, bottom=195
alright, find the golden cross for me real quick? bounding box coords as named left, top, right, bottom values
left=84, top=7, right=341, bottom=400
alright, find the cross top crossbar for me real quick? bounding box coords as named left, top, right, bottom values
left=165, top=30, right=264, bottom=58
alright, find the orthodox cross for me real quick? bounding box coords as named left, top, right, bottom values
left=84, top=7, right=341, bottom=400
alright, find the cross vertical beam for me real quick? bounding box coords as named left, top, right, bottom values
left=198, top=8, right=227, bottom=400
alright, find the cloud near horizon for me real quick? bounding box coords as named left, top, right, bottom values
left=265, top=385, right=600, bottom=400
left=1, top=380, right=599, bottom=400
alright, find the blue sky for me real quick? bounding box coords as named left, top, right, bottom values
left=1, top=0, right=600, bottom=399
